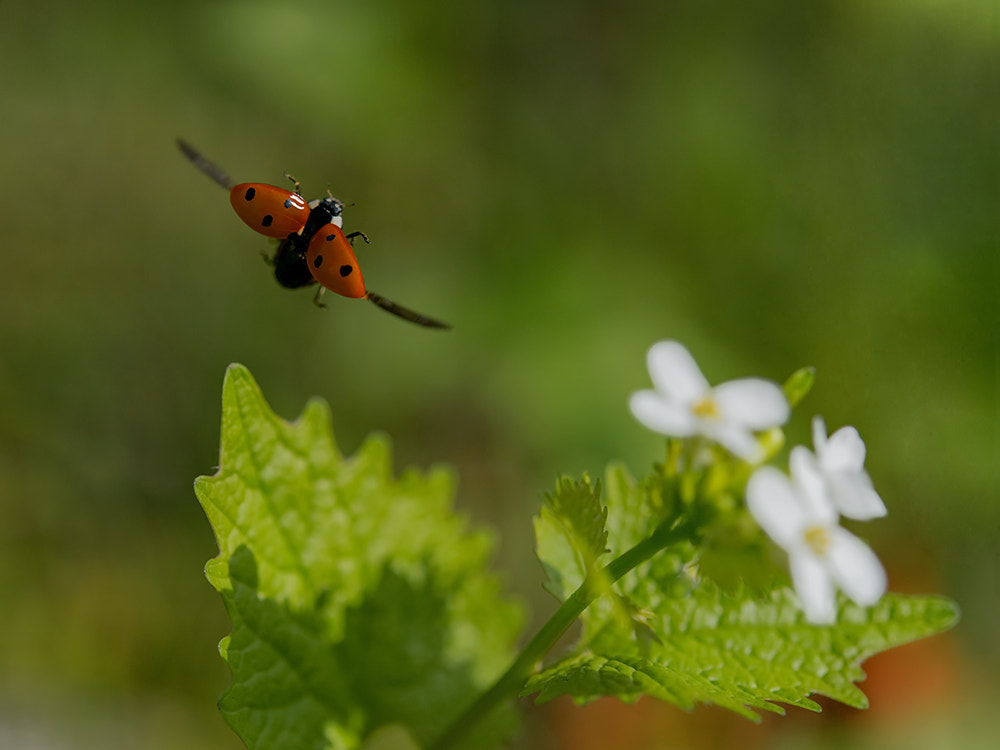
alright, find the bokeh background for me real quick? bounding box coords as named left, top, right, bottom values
left=1, top=1, right=996, bottom=748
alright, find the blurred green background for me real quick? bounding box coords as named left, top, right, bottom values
left=1, top=0, right=996, bottom=748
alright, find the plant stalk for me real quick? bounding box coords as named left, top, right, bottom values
left=428, top=518, right=691, bottom=750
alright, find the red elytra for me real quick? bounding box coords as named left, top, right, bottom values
left=305, top=224, right=366, bottom=298
left=229, top=182, right=310, bottom=239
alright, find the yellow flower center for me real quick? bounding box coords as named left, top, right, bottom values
left=804, top=525, right=831, bottom=557
left=692, top=396, right=720, bottom=420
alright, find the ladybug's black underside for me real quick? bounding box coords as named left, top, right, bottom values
left=270, top=197, right=345, bottom=290
left=271, top=235, right=315, bottom=289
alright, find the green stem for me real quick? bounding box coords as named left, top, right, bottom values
left=428, top=518, right=692, bottom=750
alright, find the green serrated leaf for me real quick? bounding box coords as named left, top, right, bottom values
left=524, top=587, right=959, bottom=720
left=534, top=475, right=609, bottom=600
left=195, top=364, right=523, bottom=750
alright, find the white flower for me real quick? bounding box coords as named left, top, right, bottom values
left=629, top=340, right=790, bottom=462
left=794, top=416, right=887, bottom=520
left=747, top=466, right=887, bottom=624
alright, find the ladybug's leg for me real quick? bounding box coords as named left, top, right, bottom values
left=283, top=172, right=302, bottom=195
left=345, top=231, right=371, bottom=246
left=264, top=237, right=286, bottom=267
left=312, top=286, right=328, bottom=309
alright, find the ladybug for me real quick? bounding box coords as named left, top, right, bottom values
left=177, top=139, right=450, bottom=329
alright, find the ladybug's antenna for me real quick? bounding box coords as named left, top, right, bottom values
left=176, top=139, right=235, bottom=190
left=366, top=292, right=451, bottom=330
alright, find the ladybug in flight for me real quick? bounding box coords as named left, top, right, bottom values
left=176, top=139, right=450, bottom=330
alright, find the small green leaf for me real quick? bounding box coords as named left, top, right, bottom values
left=783, top=366, right=816, bottom=408
left=535, top=463, right=699, bottom=644
left=534, top=475, right=609, bottom=600
left=595, top=464, right=697, bottom=614
left=195, top=364, right=523, bottom=750
left=524, top=587, right=959, bottom=719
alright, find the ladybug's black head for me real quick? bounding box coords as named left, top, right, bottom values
left=300, top=196, right=346, bottom=238
left=308, top=196, right=344, bottom=220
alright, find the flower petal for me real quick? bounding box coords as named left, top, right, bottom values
left=826, top=527, right=887, bottom=606
left=821, top=425, right=867, bottom=472
left=789, top=551, right=837, bottom=625
left=646, top=340, right=709, bottom=405
left=629, top=390, right=698, bottom=436
left=746, top=467, right=807, bottom=548
left=828, top=472, right=888, bottom=520
left=713, top=378, right=790, bottom=429
left=704, top=421, right=763, bottom=461
left=789, top=447, right=838, bottom=524
left=811, top=415, right=828, bottom=453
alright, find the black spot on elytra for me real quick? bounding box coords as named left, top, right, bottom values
left=326, top=233, right=336, bottom=242
left=244, top=187, right=255, bottom=201
left=339, top=265, right=353, bottom=277
left=313, top=255, right=323, bottom=268
left=261, top=215, right=274, bottom=227
left=283, top=198, right=292, bottom=208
